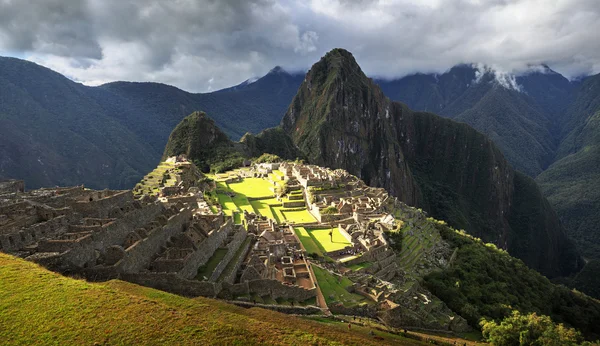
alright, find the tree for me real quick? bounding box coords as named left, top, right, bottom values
left=480, top=311, right=582, bottom=346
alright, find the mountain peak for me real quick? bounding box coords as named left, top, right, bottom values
left=268, top=66, right=287, bottom=74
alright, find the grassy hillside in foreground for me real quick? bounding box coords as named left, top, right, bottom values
left=0, top=253, right=421, bottom=345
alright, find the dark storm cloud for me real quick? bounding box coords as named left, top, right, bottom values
left=0, top=0, right=101, bottom=59
left=0, top=0, right=598, bottom=91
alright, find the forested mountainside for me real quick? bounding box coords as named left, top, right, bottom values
left=0, top=56, right=302, bottom=189
left=537, top=74, right=600, bottom=261
left=375, top=65, right=575, bottom=177
left=376, top=65, right=600, bottom=294
left=280, top=48, right=581, bottom=278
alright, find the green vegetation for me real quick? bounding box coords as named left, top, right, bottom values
left=537, top=110, right=600, bottom=264
left=196, top=248, right=228, bottom=280
left=162, top=111, right=245, bottom=173
left=306, top=228, right=352, bottom=253
left=423, top=222, right=600, bottom=340
left=384, top=226, right=404, bottom=252
left=312, top=266, right=366, bottom=307
left=346, top=262, right=373, bottom=271
left=253, top=153, right=282, bottom=163
left=480, top=311, right=585, bottom=346
left=321, top=206, right=338, bottom=215
left=280, top=209, right=316, bottom=223
left=294, top=227, right=323, bottom=256
left=0, top=253, right=412, bottom=345
left=250, top=200, right=276, bottom=220
left=228, top=178, right=274, bottom=198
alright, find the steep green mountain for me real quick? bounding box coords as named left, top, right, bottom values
left=162, top=111, right=303, bottom=172
left=537, top=75, right=600, bottom=261
left=376, top=66, right=573, bottom=177
left=0, top=56, right=303, bottom=189
left=281, top=48, right=581, bottom=278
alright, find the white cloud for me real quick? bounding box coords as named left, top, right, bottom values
left=1, top=0, right=599, bottom=92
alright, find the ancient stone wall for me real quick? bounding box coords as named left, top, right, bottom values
left=230, top=301, right=321, bottom=315
left=210, top=229, right=248, bottom=282
left=118, top=208, right=192, bottom=273
left=247, top=279, right=316, bottom=301
left=71, top=191, right=134, bottom=218
left=0, top=214, right=71, bottom=252
left=220, top=282, right=249, bottom=297
left=121, top=272, right=219, bottom=298
left=59, top=203, right=164, bottom=268
left=219, top=236, right=252, bottom=284
left=0, top=180, right=24, bottom=194
left=328, top=303, right=378, bottom=318
left=178, top=220, right=233, bottom=279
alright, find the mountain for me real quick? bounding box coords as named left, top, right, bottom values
left=162, top=111, right=303, bottom=173
left=161, top=105, right=600, bottom=339
left=537, top=74, right=600, bottom=261
left=0, top=56, right=303, bottom=189
left=375, top=65, right=576, bottom=177
left=0, top=57, right=157, bottom=189
left=281, top=48, right=581, bottom=278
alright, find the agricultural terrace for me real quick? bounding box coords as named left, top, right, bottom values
left=312, top=266, right=367, bottom=307
left=133, top=161, right=178, bottom=196
left=212, top=173, right=316, bottom=225
left=294, top=227, right=352, bottom=254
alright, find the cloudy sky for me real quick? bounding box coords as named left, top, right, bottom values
left=1, top=0, right=599, bottom=92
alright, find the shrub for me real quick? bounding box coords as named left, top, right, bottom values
left=480, top=311, right=582, bottom=346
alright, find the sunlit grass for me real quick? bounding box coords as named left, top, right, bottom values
left=0, top=253, right=417, bottom=345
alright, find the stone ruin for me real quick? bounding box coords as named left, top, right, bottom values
left=0, top=159, right=469, bottom=332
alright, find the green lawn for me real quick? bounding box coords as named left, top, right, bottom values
left=231, top=194, right=254, bottom=213
left=217, top=193, right=238, bottom=216
left=346, top=262, right=372, bottom=271
left=281, top=209, right=316, bottom=223
left=307, top=227, right=352, bottom=253
left=228, top=178, right=275, bottom=198
left=271, top=207, right=286, bottom=224
left=312, top=266, right=366, bottom=307
left=250, top=200, right=276, bottom=220
left=294, top=227, right=323, bottom=256
left=196, top=248, right=228, bottom=280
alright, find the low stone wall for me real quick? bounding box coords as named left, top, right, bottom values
left=210, top=229, right=247, bottom=282
left=59, top=203, right=164, bottom=268
left=282, top=200, right=305, bottom=208
left=248, top=279, right=316, bottom=301
left=121, top=272, right=219, bottom=298
left=0, top=179, right=24, bottom=194
left=220, top=282, right=250, bottom=298
left=328, top=303, right=378, bottom=318
left=231, top=301, right=321, bottom=315
left=219, top=236, right=252, bottom=284
left=118, top=208, right=192, bottom=273
left=178, top=220, right=233, bottom=279
left=72, top=190, right=133, bottom=218
left=378, top=253, right=397, bottom=268
left=0, top=214, right=71, bottom=252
